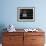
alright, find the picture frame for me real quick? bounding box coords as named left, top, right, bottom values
left=17, top=7, right=35, bottom=22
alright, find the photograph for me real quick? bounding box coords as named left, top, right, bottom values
left=17, top=7, right=35, bottom=22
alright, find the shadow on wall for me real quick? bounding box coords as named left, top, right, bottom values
left=0, top=24, right=7, bottom=43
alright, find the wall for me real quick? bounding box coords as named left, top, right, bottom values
left=0, top=0, right=46, bottom=29
left=0, top=0, right=46, bottom=43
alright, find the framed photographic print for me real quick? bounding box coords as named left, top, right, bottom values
left=17, top=7, right=35, bottom=22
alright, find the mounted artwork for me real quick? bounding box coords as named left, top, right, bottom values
left=17, top=7, right=35, bottom=22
